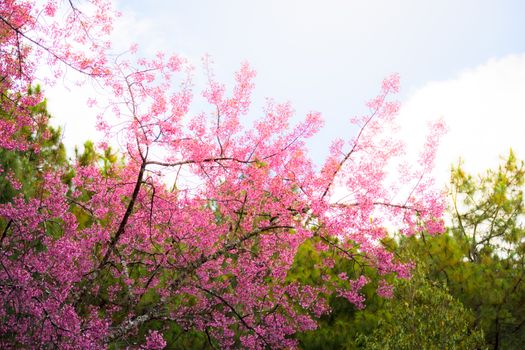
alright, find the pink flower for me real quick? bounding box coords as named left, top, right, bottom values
left=143, top=330, right=166, bottom=350
left=377, top=280, right=394, bottom=299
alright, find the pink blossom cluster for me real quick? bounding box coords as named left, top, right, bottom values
left=0, top=1, right=446, bottom=348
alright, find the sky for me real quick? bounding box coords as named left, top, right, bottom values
left=45, top=0, right=525, bottom=189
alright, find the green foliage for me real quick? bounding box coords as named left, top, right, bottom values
left=401, top=151, right=525, bottom=349
left=291, top=238, right=393, bottom=349
left=296, top=153, right=525, bottom=349
left=75, top=140, right=119, bottom=172
left=298, top=292, right=388, bottom=350
left=295, top=238, right=484, bottom=350
left=0, top=89, right=68, bottom=203
left=359, top=261, right=485, bottom=350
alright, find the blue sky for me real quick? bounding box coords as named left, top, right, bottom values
left=46, top=0, right=525, bottom=186
left=113, top=0, right=524, bottom=101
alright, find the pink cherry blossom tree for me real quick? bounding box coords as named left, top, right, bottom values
left=0, top=1, right=446, bottom=348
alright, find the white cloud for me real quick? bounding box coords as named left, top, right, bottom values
left=44, top=76, right=103, bottom=156
left=398, top=53, right=525, bottom=188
